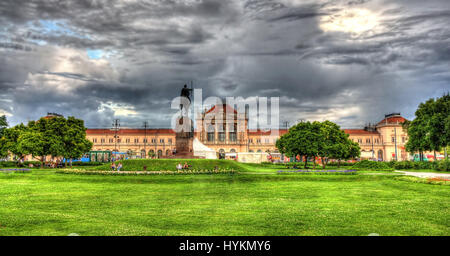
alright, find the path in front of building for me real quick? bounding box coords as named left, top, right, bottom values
left=395, top=171, right=450, bottom=179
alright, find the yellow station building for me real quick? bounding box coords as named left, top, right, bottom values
left=86, top=105, right=410, bottom=162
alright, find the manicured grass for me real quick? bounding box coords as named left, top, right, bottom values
left=91, top=159, right=245, bottom=172
left=0, top=168, right=448, bottom=236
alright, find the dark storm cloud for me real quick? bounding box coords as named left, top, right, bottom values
left=0, top=0, right=449, bottom=128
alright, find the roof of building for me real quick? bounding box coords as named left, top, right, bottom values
left=343, top=129, right=379, bottom=135
left=205, top=104, right=239, bottom=114
left=377, top=114, right=407, bottom=126
left=86, top=129, right=176, bottom=135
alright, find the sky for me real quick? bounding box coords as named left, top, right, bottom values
left=0, top=0, right=449, bottom=129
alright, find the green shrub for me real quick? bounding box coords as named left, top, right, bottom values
left=0, top=161, right=18, bottom=168
left=436, top=159, right=450, bottom=172
left=67, top=162, right=104, bottom=166
left=390, top=160, right=441, bottom=170
left=353, top=160, right=393, bottom=171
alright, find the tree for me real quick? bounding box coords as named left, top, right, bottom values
left=276, top=121, right=321, bottom=169
left=0, top=115, right=7, bottom=138
left=28, top=117, right=66, bottom=166
left=16, top=131, right=45, bottom=166
left=332, top=139, right=360, bottom=167
left=1, top=124, right=28, bottom=162
left=405, top=94, right=449, bottom=160
left=316, top=121, right=360, bottom=168
left=62, top=116, right=93, bottom=167
left=0, top=115, right=9, bottom=158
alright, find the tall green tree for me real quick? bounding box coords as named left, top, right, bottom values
left=16, top=131, right=45, bottom=166
left=62, top=116, right=93, bottom=167
left=405, top=94, right=449, bottom=160
left=276, top=121, right=321, bottom=169
left=318, top=121, right=360, bottom=168
left=0, top=115, right=7, bottom=138
left=28, top=117, right=66, bottom=165
left=1, top=124, right=28, bottom=162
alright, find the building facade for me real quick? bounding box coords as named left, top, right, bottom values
left=87, top=104, right=288, bottom=158
left=86, top=106, right=410, bottom=162
left=344, top=113, right=409, bottom=162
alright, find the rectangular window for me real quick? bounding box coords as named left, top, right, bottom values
left=134, top=138, right=139, bottom=143
left=109, top=138, right=113, bottom=143
left=265, top=139, right=270, bottom=144
left=152, top=138, right=156, bottom=143
left=207, top=132, right=215, bottom=142
left=229, top=133, right=237, bottom=142
left=168, top=139, right=172, bottom=144
left=126, top=138, right=130, bottom=143
left=218, top=132, right=225, bottom=142
left=101, top=138, right=105, bottom=143
left=257, top=139, right=261, bottom=144
left=160, top=139, right=164, bottom=144
left=249, top=139, right=253, bottom=143
left=143, top=138, right=148, bottom=143
left=392, top=137, right=395, bottom=143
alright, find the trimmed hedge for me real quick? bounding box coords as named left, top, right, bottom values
left=436, top=160, right=450, bottom=172
left=0, top=161, right=41, bottom=168
left=352, top=160, right=393, bottom=171
left=65, top=162, right=104, bottom=166
left=388, top=160, right=449, bottom=171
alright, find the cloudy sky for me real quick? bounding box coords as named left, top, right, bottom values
left=0, top=0, right=449, bottom=129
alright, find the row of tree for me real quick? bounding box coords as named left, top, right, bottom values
left=276, top=120, right=360, bottom=168
left=404, top=94, right=449, bottom=161
left=0, top=115, right=93, bottom=167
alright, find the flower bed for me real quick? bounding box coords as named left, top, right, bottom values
left=395, top=176, right=450, bottom=186
left=56, top=169, right=236, bottom=176
left=277, top=169, right=357, bottom=175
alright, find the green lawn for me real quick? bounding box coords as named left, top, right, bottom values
left=0, top=166, right=448, bottom=236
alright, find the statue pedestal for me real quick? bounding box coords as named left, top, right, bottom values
left=173, top=116, right=196, bottom=159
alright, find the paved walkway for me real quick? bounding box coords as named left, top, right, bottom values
left=395, top=171, right=450, bottom=179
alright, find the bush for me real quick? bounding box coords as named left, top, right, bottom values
left=436, top=159, right=450, bottom=172
left=353, top=160, right=393, bottom=171
left=66, top=162, right=104, bottom=166
left=389, top=160, right=446, bottom=170
left=326, top=162, right=355, bottom=167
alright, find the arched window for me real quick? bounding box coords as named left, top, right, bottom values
left=157, top=150, right=163, bottom=158
left=377, top=150, right=383, bottom=161
left=141, top=149, right=146, bottom=158
left=166, top=149, right=170, bottom=156
left=249, top=150, right=254, bottom=153
left=230, top=149, right=236, bottom=153
left=257, top=149, right=262, bottom=153
left=219, top=149, right=225, bottom=153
